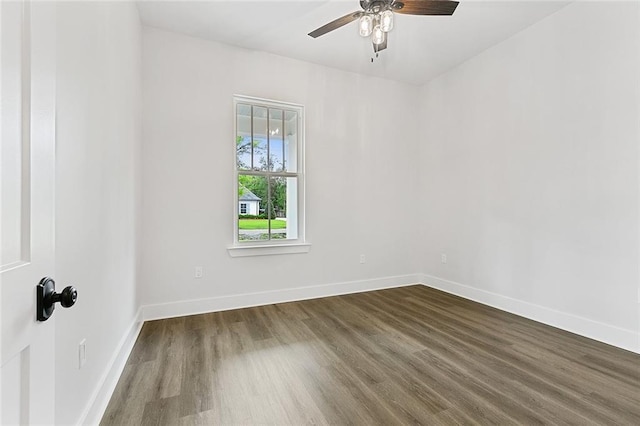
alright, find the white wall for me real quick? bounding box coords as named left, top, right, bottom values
left=139, top=27, right=422, bottom=313
left=43, top=2, right=640, bottom=423
left=55, top=2, right=141, bottom=424
left=239, top=200, right=259, bottom=216
left=419, top=2, right=640, bottom=352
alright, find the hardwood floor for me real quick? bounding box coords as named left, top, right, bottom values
left=101, top=285, right=640, bottom=425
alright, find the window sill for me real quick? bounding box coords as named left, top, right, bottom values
left=227, top=242, right=311, bottom=258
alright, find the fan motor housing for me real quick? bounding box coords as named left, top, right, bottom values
left=361, top=0, right=401, bottom=13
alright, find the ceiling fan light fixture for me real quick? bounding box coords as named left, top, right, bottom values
left=372, top=24, right=385, bottom=45
left=380, top=10, right=394, bottom=32
left=307, top=0, right=459, bottom=56
left=358, top=15, right=373, bottom=37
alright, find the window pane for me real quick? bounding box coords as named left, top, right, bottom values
left=252, top=106, right=268, bottom=170
left=238, top=174, right=269, bottom=241
left=284, top=110, right=297, bottom=172
left=235, top=97, right=303, bottom=245
left=269, top=176, right=298, bottom=240
left=236, top=103, right=251, bottom=170
left=269, top=108, right=284, bottom=172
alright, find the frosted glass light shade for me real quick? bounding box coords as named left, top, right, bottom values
left=380, top=10, right=394, bottom=32
left=372, top=24, right=385, bottom=45
left=359, top=15, right=373, bottom=37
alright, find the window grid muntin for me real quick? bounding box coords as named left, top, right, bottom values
left=250, top=105, right=254, bottom=169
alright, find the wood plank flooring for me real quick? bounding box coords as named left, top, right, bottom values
left=101, top=285, right=640, bottom=425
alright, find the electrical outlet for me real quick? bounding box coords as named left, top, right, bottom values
left=441, top=253, right=447, bottom=264
left=195, top=266, right=203, bottom=278
left=79, top=339, right=87, bottom=369
left=359, top=254, right=366, bottom=264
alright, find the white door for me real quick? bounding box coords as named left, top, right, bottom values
left=1, top=1, right=57, bottom=424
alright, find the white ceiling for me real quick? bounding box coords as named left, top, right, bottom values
left=137, top=0, right=569, bottom=86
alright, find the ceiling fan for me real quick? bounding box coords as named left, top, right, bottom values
left=308, top=0, right=459, bottom=54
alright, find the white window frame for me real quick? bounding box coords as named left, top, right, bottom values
left=228, top=95, right=309, bottom=257
left=239, top=203, right=248, bottom=215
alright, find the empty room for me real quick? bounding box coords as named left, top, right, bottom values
left=1, top=0, right=639, bottom=424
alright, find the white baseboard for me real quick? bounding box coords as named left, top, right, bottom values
left=421, top=273, right=640, bottom=354
left=77, top=308, right=144, bottom=426
left=141, top=274, right=423, bottom=321
left=81, top=272, right=638, bottom=426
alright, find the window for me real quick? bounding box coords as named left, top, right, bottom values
left=232, top=95, right=307, bottom=255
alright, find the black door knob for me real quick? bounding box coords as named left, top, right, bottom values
left=37, top=277, right=78, bottom=321
left=52, top=286, right=77, bottom=308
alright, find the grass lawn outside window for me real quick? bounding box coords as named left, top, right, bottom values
left=238, top=219, right=286, bottom=230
